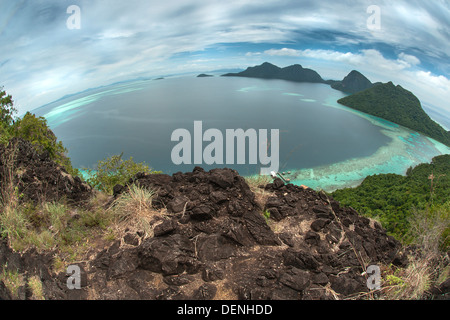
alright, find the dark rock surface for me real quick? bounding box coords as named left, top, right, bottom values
left=1, top=167, right=414, bottom=300
left=0, top=138, right=92, bottom=205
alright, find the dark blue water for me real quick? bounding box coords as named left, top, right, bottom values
left=33, top=76, right=391, bottom=176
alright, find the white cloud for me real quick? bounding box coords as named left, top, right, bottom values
left=245, top=52, right=261, bottom=57
left=252, top=47, right=450, bottom=121
left=264, top=48, right=301, bottom=57
left=1, top=0, right=449, bottom=116
left=413, top=70, right=450, bottom=105
left=261, top=48, right=419, bottom=73
left=398, top=53, right=421, bottom=66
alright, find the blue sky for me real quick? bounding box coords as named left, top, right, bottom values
left=1, top=0, right=449, bottom=128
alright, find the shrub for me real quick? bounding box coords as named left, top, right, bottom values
left=406, top=201, right=450, bottom=251
left=11, top=112, right=79, bottom=177
left=1, top=87, right=79, bottom=177
left=85, top=153, right=161, bottom=194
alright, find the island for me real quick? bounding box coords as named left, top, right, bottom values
left=220, top=62, right=450, bottom=147
left=222, top=62, right=324, bottom=83
left=197, top=74, right=214, bottom=77
left=338, top=82, right=450, bottom=147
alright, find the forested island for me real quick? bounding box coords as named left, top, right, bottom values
left=222, top=62, right=324, bottom=83
left=338, top=82, right=450, bottom=147
left=221, top=62, right=450, bottom=147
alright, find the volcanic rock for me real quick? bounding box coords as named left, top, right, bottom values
left=0, top=167, right=413, bottom=300
left=0, top=138, right=92, bottom=205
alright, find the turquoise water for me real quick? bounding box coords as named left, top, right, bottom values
left=280, top=97, right=450, bottom=191
left=33, top=76, right=450, bottom=192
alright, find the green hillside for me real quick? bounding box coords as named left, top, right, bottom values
left=332, top=154, right=450, bottom=244
left=338, top=82, right=450, bottom=147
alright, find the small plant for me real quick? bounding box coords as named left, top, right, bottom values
left=85, top=153, right=161, bottom=194
left=52, top=256, right=66, bottom=274
left=385, top=274, right=405, bottom=287
left=112, top=183, right=159, bottom=238
left=245, top=174, right=272, bottom=190
left=28, top=275, right=45, bottom=300
left=245, top=175, right=275, bottom=210
left=0, top=205, right=30, bottom=251
left=0, top=265, right=24, bottom=299
left=263, top=210, right=271, bottom=224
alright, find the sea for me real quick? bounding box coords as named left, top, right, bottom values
left=33, top=75, right=450, bottom=192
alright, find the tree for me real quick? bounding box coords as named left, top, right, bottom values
left=0, top=87, right=16, bottom=127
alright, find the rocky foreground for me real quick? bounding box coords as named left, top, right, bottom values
left=1, top=138, right=448, bottom=300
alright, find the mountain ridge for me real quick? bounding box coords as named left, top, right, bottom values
left=330, top=70, right=374, bottom=94
left=222, top=62, right=325, bottom=84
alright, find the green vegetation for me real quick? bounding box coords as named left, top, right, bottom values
left=85, top=153, right=161, bottom=194
left=0, top=88, right=16, bottom=127
left=1, top=86, right=449, bottom=300
left=0, top=200, right=112, bottom=253
left=330, top=70, right=373, bottom=94
left=338, top=82, right=450, bottom=147
left=332, top=154, right=450, bottom=248
left=0, top=266, right=24, bottom=299
left=222, top=62, right=324, bottom=83
left=263, top=209, right=271, bottom=224
left=0, top=88, right=15, bottom=144
left=0, top=88, right=78, bottom=176
left=27, top=275, right=45, bottom=300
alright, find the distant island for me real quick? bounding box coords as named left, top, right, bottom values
left=220, top=62, right=450, bottom=147
left=221, top=62, right=374, bottom=94
left=197, top=74, right=214, bottom=77
left=338, top=82, right=450, bottom=147
left=222, top=62, right=324, bottom=84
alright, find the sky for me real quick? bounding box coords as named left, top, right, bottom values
left=1, top=0, right=449, bottom=129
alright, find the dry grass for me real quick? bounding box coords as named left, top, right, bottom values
left=370, top=204, right=450, bottom=300
left=28, top=275, right=45, bottom=300
left=110, top=183, right=165, bottom=240
left=244, top=175, right=274, bottom=209
left=0, top=140, right=18, bottom=208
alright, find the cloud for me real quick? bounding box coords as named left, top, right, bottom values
left=416, top=71, right=450, bottom=89
left=398, top=53, right=421, bottom=67
left=264, top=48, right=301, bottom=57
left=249, top=47, right=450, bottom=121
left=0, top=0, right=449, bottom=116
left=261, top=48, right=423, bottom=73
